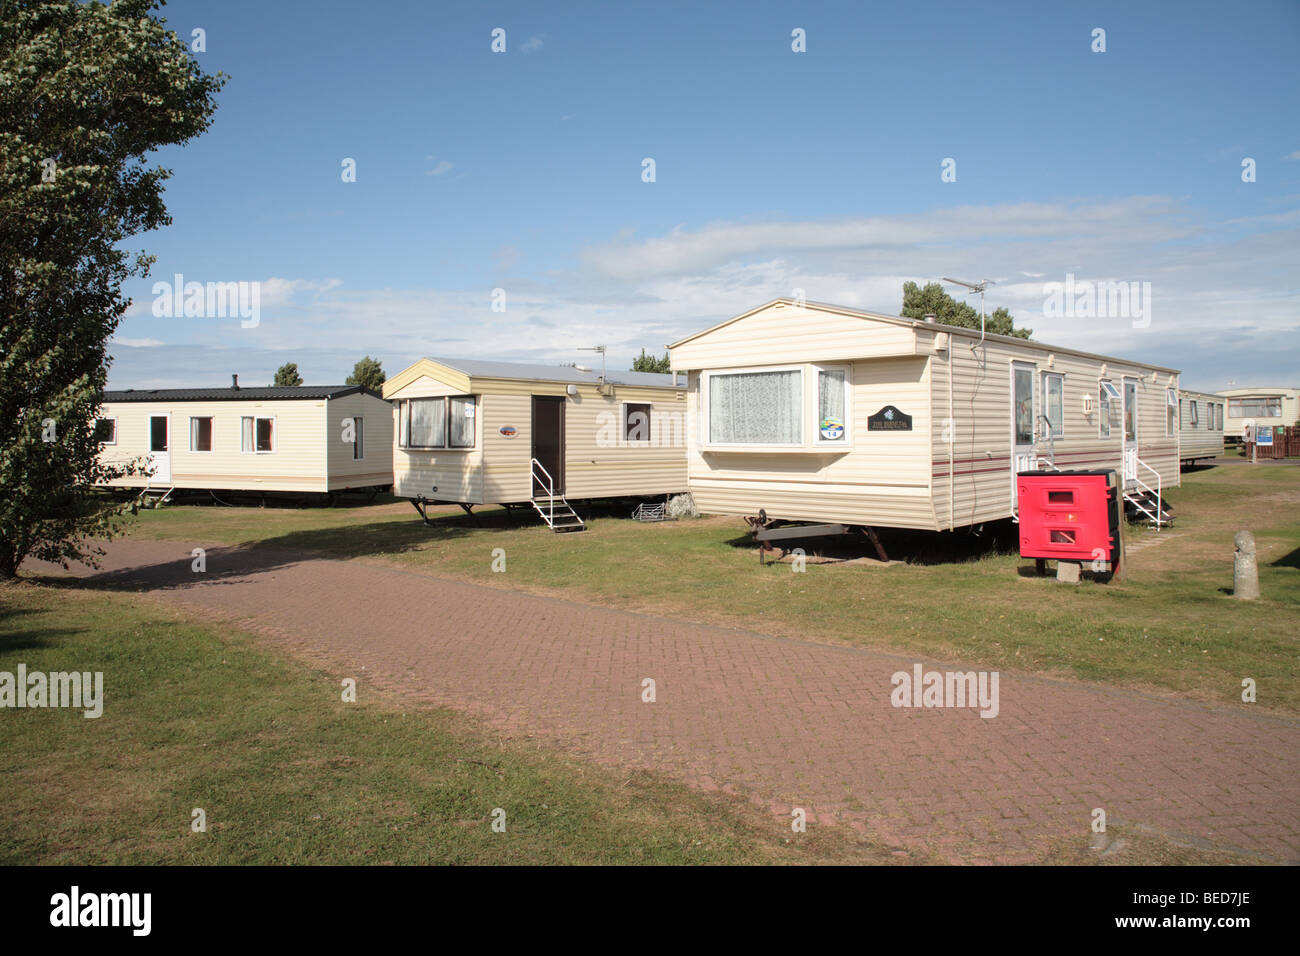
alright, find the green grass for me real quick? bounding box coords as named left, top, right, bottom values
left=119, top=467, right=1300, bottom=717
left=0, top=583, right=1254, bottom=865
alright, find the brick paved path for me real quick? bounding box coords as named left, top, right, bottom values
left=36, top=540, right=1300, bottom=863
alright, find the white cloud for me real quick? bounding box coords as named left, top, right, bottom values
left=111, top=337, right=164, bottom=348
left=108, top=196, right=1300, bottom=393
left=520, top=34, right=546, bottom=54
left=425, top=159, right=454, bottom=177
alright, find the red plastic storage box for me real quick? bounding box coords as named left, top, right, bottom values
left=1017, top=469, right=1122, bottom=572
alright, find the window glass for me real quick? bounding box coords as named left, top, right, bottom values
left=1013, top=367, right=1033, bottom=445
left=1042, top=373, right=1064, bottom=438
left=449, top=397, right=475, bottom=448
left=1229, top=397, right=1282, bottom=418
left=352, top=417, right=364, bottom=460
left=150, top=416, right=167, bottom=452
left=708, top=370, right=802, bottom=444
left=624, top=402, right=651, bottom=442
left=256, top=417, right=274, bottom=452
left=1124, top=380, right=1137, bottom=441
left=95, top=418, right=116, bottom=444
left=406, top=398, right=445, bottom=447
left=190, top=417, right=213, bottom=451
left=817, top=370, right=847, bottom=441
left=1098, top=385, right=1111, bottom=438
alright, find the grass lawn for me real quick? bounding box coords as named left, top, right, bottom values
left=118, top=466, right=1300, bottom=717
left=0, top=583, right=1251, bottom=865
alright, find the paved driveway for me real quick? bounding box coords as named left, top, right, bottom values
left=35, top=540, right=1300, bottom=863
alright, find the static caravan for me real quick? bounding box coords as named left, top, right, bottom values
left=1217, top=386, right=1300, bottom=444
left=97, top=382, right=393, bottom=499
left=668, top=299, right=1182, bottom=535
left=382, top=357, right=688, bottom=530
left=1177, top=388, right=1225, bottom=466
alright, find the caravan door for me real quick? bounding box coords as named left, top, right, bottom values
left=1010, top=362, right=1035, bottom=507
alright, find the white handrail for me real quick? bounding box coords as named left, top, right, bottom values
left=530, top=457, right=555, bottom=524
left=1134, top=456, right=1163, bottom=528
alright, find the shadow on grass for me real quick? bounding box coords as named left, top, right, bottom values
left=722, top=519, right=1022, bottom=566
left=1271, top=546, right=1300, bottom=570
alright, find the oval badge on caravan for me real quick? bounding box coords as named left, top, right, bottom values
left=499, top=425, right=518, bottom=438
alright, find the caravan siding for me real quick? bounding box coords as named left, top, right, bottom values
left=670, top=300, right=919, bottom=370
left=99, top=398, right=328, bottom=492
left=926, top=330, right=1181, bottom=529
left=325, top=392, right=395, bottom=490
left=1178, top=390, right=1225, bottom=462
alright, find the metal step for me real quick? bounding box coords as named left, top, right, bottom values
left=530, top=495, right=586, bottom=532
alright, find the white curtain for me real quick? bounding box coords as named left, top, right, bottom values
left=709, top=370, right=801, bottom=444
left=449, top=396, right=474, bottom=447
left=241, top=416, right=253, bottom=452
left=408, top=398, right=445, bottom=447
left=818, top=370, right=846, bottom=440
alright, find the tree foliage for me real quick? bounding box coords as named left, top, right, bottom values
left=630, top=348, right=671, bottom=374
left=0, top=0, right=224, bottom=577
left=345, top=355, right=385, bottom=391
left=272, top=363, right=303, bottom=386
left=900, top=281, right=1031, bottom=339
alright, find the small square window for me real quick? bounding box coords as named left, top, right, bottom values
left=95, top=418, right=116, bottom=444
left=624, top=403, right=651, bottom=442
left=190, top=416, right=213, bottom=452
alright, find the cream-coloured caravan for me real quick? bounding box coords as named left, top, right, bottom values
left=97, top=382, right=393, bottom=497
left=382, top=357, right=687, bottom=530
left=1177, top=389, right=1225, bottom=465
left=669, top=299, right=1182, bottom=532
left=1217, top=386, right=1300, bottom=443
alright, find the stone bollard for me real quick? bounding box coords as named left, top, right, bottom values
left=1233, top=531, right=1259, bottom=600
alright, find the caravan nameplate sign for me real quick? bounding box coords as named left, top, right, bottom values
left=867, top=406, right=913, bottom=431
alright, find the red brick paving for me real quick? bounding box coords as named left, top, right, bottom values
left=34, top=540, right=1300, bottom=863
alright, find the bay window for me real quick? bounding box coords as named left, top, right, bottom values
left=399, top=395, right=476, bottom=449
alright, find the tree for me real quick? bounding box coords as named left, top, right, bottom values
left=900, top=281, right=1031, bottom=339
left=345, top=356, right=385, bottom=391
left=0, top=0, right=224, bottom=578
left=272, top=363, right=303, bottom=386
left=631, top=348, right=671, bottom=374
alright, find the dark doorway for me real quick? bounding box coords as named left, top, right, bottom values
left=531, top=396, right=565, bottom=496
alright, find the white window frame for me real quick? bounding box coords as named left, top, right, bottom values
left=813, top=364, right=851, bottom=446
left=96, top=417, right=117, bottom=445
left=702, top=365, right=805, bottom=449
left=242, top=415, right=276, bottom=454
left=1041, top=371, right=1065, bottom=440
left=398, top=396, right=478, bottom=451
left=351, top=416, right=364, bottom=460
left=620, top=401, right=652, bottom=445
left=189, top=416, right=214, bottom=453
left=1166, top=389, right=1177, bottom=437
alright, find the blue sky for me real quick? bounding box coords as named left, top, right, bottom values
left=110, top=0, right=1300, bottom=391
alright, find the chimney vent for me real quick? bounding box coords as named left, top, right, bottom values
left=232, top=374, right=239, bottom=389
left=923, top=313, right=938, bottom=324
